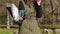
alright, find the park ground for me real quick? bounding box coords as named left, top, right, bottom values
left=0, top=28, right=43, bottom=34
left=0, top=28, right=60, bottom=34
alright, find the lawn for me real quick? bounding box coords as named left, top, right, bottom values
left=40, top=24, right=60, bottom=29
left=0, top=28, right=44, bottom=34
left=1, top=24, right=60, bottom=34
left=0, top=28, right=18, bottom=34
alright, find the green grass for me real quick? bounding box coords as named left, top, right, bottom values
left=0, top=32, right=10, bottom=34
left=1, top=24, right=60, bottom=34
left=0, top=28, right=44, bottom=34
left=0, top=28, right=18, bottom=34
left=40, top=24, right=60, bottom=29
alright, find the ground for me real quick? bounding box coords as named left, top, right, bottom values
left=0, top=28, right=44, bottom=34
left=1, top=24, right=60, bottom=34
left=0, top=28, right=18, bottom=34
left=1, top=28, right=60, bottom=34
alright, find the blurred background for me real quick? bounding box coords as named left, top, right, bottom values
left=0, top=0, right=60, bottom=34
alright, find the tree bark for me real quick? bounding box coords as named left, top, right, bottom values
left=7, top=10, right=10, bottom=29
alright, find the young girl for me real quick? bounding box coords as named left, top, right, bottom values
left=34, top=0, right=42, bottom=26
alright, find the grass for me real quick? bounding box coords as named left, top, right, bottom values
left=40, top=24, right=60, bottom=29
left=0, top=25, right=60, bottom=34
left=0, top=32, right=10, bottom=34
left=0, top=28, right=45, bottom=34
left=0, top=28, right=18, bottom=34
left=1, top=24, right=60, bottom=34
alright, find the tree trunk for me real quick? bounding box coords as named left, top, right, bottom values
left=10, top=16, right=13, bottom=26
left=7, top=10, right=10, bottom=29
left=9, top=14, right=13, bottom=26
